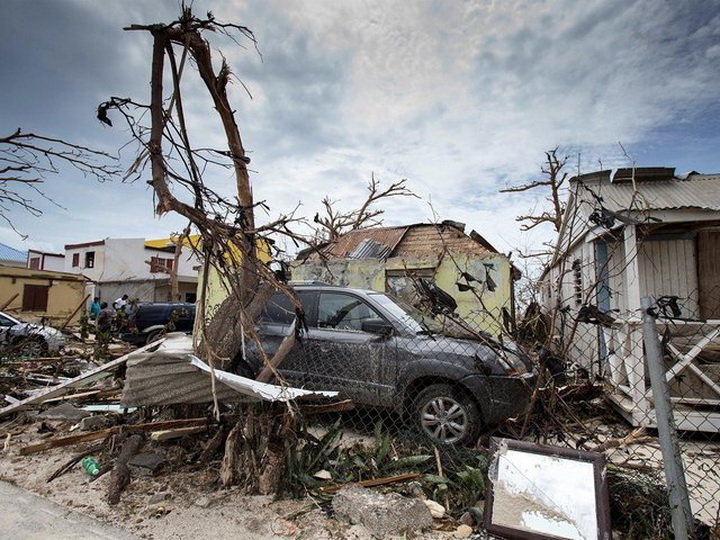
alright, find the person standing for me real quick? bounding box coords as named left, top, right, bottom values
left=89, top=297, right=101, bottom=319
left=96, top=302, right=114, bottom=338
left=113, top=294, right=129, bottom=310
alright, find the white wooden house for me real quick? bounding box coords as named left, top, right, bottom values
left=541, top=167, right=720, bottom=432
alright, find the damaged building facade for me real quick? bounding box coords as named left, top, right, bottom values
left=541, top=167, right=720, bottom=431
left=292, top=222, right=519, bottom=338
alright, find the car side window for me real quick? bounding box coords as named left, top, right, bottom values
left=0, top=314, right=15, bottom=327
left=263, top=292, right=311, bottom=325
left=317, top=293, right=382, bottom=331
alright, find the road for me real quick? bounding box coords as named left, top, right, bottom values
left=0, top=480, right=137, bottom=539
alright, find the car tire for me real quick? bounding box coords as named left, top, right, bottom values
left=145, top=330, right=163, bottom=345
left=16, top=336, right=48, bottom=357
left=412, top=384, right=482, bottom=446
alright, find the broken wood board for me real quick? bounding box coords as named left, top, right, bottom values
left=0, top=340, right=164, bottom=419
left=150, top=425, right=206, bottom=442
left=20, top=417, right=208, bottom=455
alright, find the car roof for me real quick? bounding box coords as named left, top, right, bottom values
left=290, top=283, right=380, bottom=296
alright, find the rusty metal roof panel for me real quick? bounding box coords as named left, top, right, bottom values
left=321, top=227, right=408, bottom=259
left=393, top=224, right=492, bottom=255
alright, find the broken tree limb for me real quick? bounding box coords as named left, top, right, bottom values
left=20, top=417, right=209, bottom=455
left=199, top=425, right=225, bottom=464
left=256, top=321, right=297, bottom=383
left=61, top=294, right=90, bottom=330
left=319, top=473, right=422, bottom=494
left=590, top=427, right=651, bottom=453
left=220, top=421, right=240, bottom=487
left=108, top=434, right=142, bottom=505
left=46, top=444, right=103, bottom=483
left=0, top=293, right=19, bottom=311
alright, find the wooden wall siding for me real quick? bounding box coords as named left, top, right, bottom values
left=605, top=240, right=628, bottom=314
left=698, top=231, right=720, bottom=319
left=638, top=238, right=699, bottom=318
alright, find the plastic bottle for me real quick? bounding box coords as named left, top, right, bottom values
left=81, top=456, right=100, bottom=476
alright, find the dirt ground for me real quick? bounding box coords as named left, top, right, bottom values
left=0, top=416, right=474, bottom=540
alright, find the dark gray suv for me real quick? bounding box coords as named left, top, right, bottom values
left=238, top=284, right=537, bottom=446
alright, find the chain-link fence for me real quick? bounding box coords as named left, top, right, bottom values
left=248, top=282, right=719, bottom=537
left=542, top=288, right=720, bottom=535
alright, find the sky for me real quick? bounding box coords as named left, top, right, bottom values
left=1, top=0, right=719, bottom=264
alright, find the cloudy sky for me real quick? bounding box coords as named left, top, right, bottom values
left=1, top=0, right=719, bottom=261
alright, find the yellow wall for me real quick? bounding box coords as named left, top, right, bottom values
left=291, top=252, right=514, bottom=338
left=0, top=266, right=87, bottom=325
left=195, top=240, right=273, bottom=326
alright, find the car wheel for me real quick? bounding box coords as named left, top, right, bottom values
left=412, top=384, right=482, bottom=446
left=17, top=336, right=48, bottom=357
left=145, top=330, right=163, bottom=345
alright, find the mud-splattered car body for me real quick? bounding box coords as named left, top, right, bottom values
left=238, top=284, right=537, bottom=445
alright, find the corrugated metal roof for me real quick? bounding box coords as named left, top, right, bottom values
left=320, top=227, right=408, bottom=259
left=0, top=242, right=27, bottom=262
left=573, top=173, right=720, bottom=216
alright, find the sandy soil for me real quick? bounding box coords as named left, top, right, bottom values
left=0, top=416, right=471, bottom=540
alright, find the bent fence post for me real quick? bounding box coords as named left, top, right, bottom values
left=641, top=296, right=695, bottom=540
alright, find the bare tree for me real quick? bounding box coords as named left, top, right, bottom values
left=0, top=128, right=117, bottom=236
left=501, top=147, right=569, bottom=234
left=99, top=7, right=314, bottom=493
left=313, top=175, right=417, bottom=241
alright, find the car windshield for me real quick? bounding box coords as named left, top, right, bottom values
left=369, top=293, right=444, bottom=334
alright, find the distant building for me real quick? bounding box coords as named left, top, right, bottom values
left=0, top=265, right=87, bottom=325
left=63, top=236, right=202, bottom=305
left=0, top=242, right=27, bottom=268
left=292, top=221, right=519, bottom=338
left=27, top=249, right=65, bottom=272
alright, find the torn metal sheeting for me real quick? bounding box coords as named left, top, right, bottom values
left=120, top=333, right=337, bottom=406
left=188, top=355, right=338, bottom=402
left=0, top=339, right=164, bottom=419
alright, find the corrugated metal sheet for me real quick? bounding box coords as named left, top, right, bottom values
left=0, top=242, right=27, bottom=262
left=320, top=227, right=408, bottom=259
left=574, top=173, right=720, bottom=216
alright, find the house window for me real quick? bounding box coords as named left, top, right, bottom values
left=572, top=259, right=583, bottom=305
left=22, top=284, right=49, bottom=311
left=29, top=257, right=40, bottom=270
left=72, top=253, right=80, bottom=267
left=150, top=257, right=174, bottom=273
left=85, top=251, right=95, bottom=269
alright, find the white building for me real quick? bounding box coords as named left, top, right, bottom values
left=27, top=249, right=65, bottom=272
left=63, top=237, right=201, bottom=304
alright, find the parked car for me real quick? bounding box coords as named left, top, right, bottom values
left=120, top=302, right=196, bottom=346
left=236, top=284, right=537, bottom=446
left=0, top=310, right=66, bottom=356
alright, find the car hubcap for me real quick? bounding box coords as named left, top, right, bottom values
left=421, top=396, right=468, bottom=444
left=19, top=340, right=44, bottom=357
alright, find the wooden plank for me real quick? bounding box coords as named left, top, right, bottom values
left=150, top=426, right=206, bottom=441
left=0, top=339, right=164, bottom=418
left=698, top=231, right=720, bottom=319
left=20, top=417, right=208, bottom=455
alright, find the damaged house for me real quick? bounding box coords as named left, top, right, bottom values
left=292, top=222, right=519, bottom=337
left=541, top=167, right=720, bottom=431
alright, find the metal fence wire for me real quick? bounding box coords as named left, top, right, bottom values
left=255, top=284, right=720, bottom=537
left=536, top=288, right=720, bottom=534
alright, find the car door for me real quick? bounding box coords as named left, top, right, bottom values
left=247, top=290, right=315, bottom=384
left=301, top=292, right=397, bottom=407
left=0, top=313, right=17, bottom=346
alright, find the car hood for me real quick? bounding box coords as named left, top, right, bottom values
left=402, top=333, right=532, bottom=375
left=9, top=322, right=66, bottom=348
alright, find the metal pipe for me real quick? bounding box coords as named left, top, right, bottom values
left=641, top=296, right=695, bottom=540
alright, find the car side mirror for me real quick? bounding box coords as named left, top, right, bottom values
left=361, top=319, right=394, bottom=337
